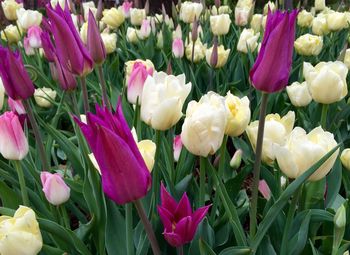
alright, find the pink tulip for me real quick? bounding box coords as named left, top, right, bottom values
left=173, top=135, right=183, bottom=162
left=24, top=37, right=35, bottom=56
left=0, top=111, right=28, bottom=160
left=8, top=98, right=26, bottom=115
left=127, top=62, right=153, bottom=105
left=172, top=38, right=184, bottom=58
left=121, top=0, right=133, bottom=17
left=139, top=19, right=151, bottom=39
left=41, top=171, right=71, bottom=205
left=258, top=180, right=271, bottom=200
left=27, top=26, right=42, bottom=49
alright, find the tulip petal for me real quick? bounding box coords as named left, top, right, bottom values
left=160, top=183, right=178, bottom=212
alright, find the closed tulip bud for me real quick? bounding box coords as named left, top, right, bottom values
left=101, top=32, right=117, bottom=54
left=312, top=14, right=329, bottom=35
left=294, top=34, right=323, bottom=56
left=334, top=204, right=346, bottom=228
left=230, top=149, right=242, bottom=169
left=343, top=49, right=350, bottom=69
left=16, top=8, right=42, bottom=30
left=237, top=28, right=260, bottom=54
left=191, top=18, right=199, bottom=42
left=137, top=19, right=151, bottom=39
left=0, top=47, right=35, bottom=100
left=258, top=180, right=271, bottom=200
left=34, top=87, right=57, bottom=108
left=206, top=44, right=230, bottom=69
left=54, top=56, right=77, bottom=91
left=0, top=79, right=4, bottom=111
left=224, top=92, right=250, bottom=136
left=40, top=31, right=56, bottom=62
left=1, top=0, right=23, bottom=21
left=141, top=72, right=191, bottom=130
left=130, top=8, right=146, bottom=26
left=315, top=0, right=325, bottom=11
left=215, top=0, right=221, bottom=8
left=250, top=14, right=263, bottom=32
left=0, top=111, right=28, bottom=160
left=173, top=25, right=182, bottom=40
left=96, top=0, right=103, bottom=21
left=76, top=102, right=152, bottom=204
left=173, top=135, right=183, bottom=162
left=125, top=59, right=154, bottom=84
left=137, top=140, right=156, bottom=172
left=127, top=62, right=153, bottom=105
left=263, top=1, right=276, bottom=15
left=127, top=27, right=138, bottom=43
left=341, top=149, right=350, bottom=170
left=181, top=92, right=226, bottom=157
left=8, top=98, right=26, bottom=115
left=119, top=0, right=133, bottom=18
left=172, top=38, right=184, bottom=58
left=209, top=38, right=218, bottom=68
left=144, top=0, right=149, bottom=15
left=246, top=111, right=295, bottom=164
left=1, top=24, right=21, bottom=44
left=286, top=81, right=312, bottom=107
left=303, top=61, right=348, bottom=104
left=235, top=7, right=250, bottom=27
left=26, top=26, right=42, bottom=49
left=275, top=126, right=339, bottom=181
left=41, top=171, right=71, bottom=205
left=297, top=10, right=314, bottom=27
left=179, top=1, right=203, bottom=23
left=0, top=206, right=43, bottom=255
left=102, top=8, right=125, bottom=28
left=250, top=10, right=298, bottom=93
left=327, top=12, right=347, bottom=31
left=87, top=11, right=106, bottom=65
left=210, top=14, right=231, bottom=36
left=185, top=40, right=206, bottom=63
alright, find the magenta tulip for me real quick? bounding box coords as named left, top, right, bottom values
left=75, top=101, right=151, bottom=205
left=0, top=47, right=35, bottom=100
left=158, top=183, right=210, bottom=247
left=41, top=31, right=56, bottom=62
left=249, top=10, right=298, bottom=93
left=54, top=56, right=77, bottom=91
left=87, top=10, right=106, bottom=65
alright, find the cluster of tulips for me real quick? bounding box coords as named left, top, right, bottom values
left=0, top=0, right=350, bottom=254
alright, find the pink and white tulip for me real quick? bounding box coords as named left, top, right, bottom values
left=127, top=62, right=153, bottom=105
left=173, top=135, right=183, bottom=162
left=41, top=171, right=71, bottom=206
left=172, top=38, right=184, bottom=58
left=27, top=25, right=42, bottom=48
left=258, top=180, right=271, bottom=200
left=121, top=0, right=133, bottom=18
left=8, top=98, right=26, bottom=115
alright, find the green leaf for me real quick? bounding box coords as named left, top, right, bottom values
left=199, top=239, right=217, bottom=255
left=219, top=247, right=252, bottom=255
left=0, top=181, right=21, bottom=209
left=288, top=211, right=312, bottom=255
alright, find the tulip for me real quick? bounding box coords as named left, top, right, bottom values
left=211, top=5, right=231, bottom=15
left=141, top=72, right=191, bottom=131
left=127, top=62, right=153, bottom=105
left=54, top=56, right=77, bottom=91
left=26, top=25, right=42, bottom=49
left=303, top=61, right=348, bottom=104
left=89, top=153, right=101, bottom=174
left=173, top=25, right=182, bottom=40
left=0, top=24, right=21, bottom=44
left=246, top=111, right=295, bottom=164
left=137, top=19, right=151, bottom=40
left=101, top=32, right=117, bottom=54
left=130, top=8, right=146, bottom=26
left=327, top=12, right=347, bottom=31
left=275, top=126, right=338, bottom=181
left=315, top=0, right=325, bottom=11
left=206, top=45, right=230, bottom=68
left=286, top=81, right=312, bottom=107
left=46, top=3, right=93, bottom=76
left=102, top=7, right=125, bottom=28
left=34, top=87, right=57, bottom=108
left=41, top=171, right=70, bottom=205
left=0, top=47, right=35, bottom=100
left=125, top=59, right=154, bottom=84
left=172, top=38, right=185, bottom=58
left=312, top=14, right=329, bottom=36
left=235, top=7, right=250, bottom=27
left=343, top=49, right=350, bottom=69
left=340, top=149, right=350, bottom=171
left=87, top=11, right=106, bottom=65
left=119, top=0, right=133, bottom=18
left=173, top=135, right=183, bottom=162
left=258, top=180, right=271, bottom=200
left=230, top=149, right=242, bottom=169
left=334, top=204, right=346, bottom=228
left=16, top=8, right=42, bottom=30
left=158, top=183, right=210, bottom=247
left=1, top=0, right=23, bottom=21
left=179, top=1, right=203, bottom=23
left=8, top=98, right=26, bottom=115
left=80, top=22, right=88, bottom=44
left=0, top=206, right=43, bottom=255
left=224, top=92, right=251, bottom=137
left=137, top=140, right=156, bottom=172
left=126, top=27, right=138, bottom=43
left=250, top=14, right=263, bottom=32
left=50, top=0, right=66, bottom=9
left=24, top=37, right=35, bottom=56
left=0, top=111, right=28, bottom=160
left=294, top=34, right=323, bottom=56
left=185, top=40, right=206, bottom=63
left=181, top=92, right=227, bottom=157
left=82, top=1, right=96, bottom=21
left=249, top=9, right=298, bottom=93
left=0, top=79, right=4, bottom=111
left=263, top=1, right=276, bottom=15
left=297, top=10, right=313, bottom=27
left=156, top=32, right=163, bottom=49
left=75, top=102, right=152, bottom=204
left=210, top=14, right=231, bottom=36
left=237, top=28, right=260, bottom=54
left=40, top=31, right=56, bottom=62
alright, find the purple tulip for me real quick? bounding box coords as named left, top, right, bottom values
left=54, top=56, right=77, bottom=91
left=87, top=10, right=106, bottom=65
left=41, top=31, right=56, bottom=62
left=46, top=3, right=93, bottom=76
left=157, top=183, right=210, bottom=247
left=249, top=9, right=298, bottom=93
left=0, top=47, right=35, bottom=100
left=75, top=101, right=151, bottom=205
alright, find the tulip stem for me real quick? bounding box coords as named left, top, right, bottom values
left=177, top=246, right=184, bottom=255
left=280, top=186, right=302, bottom=255
left=96, top=65, right=111, bottom=110
left=133, top=200, right=161, bottom=255
left=23, top=99, right=49, bottom=171
left=126, top=203, right=135, bottom=255
left=14, top=161, right=29, bottom=206
left=80, top=76, right=90, bottom=114
left=249, top=92, right=269, bottom=238
left=153, top=130, right=162, bottom=208
left=321, top=104, right=328, bottom=129
left=59, top=205, right=70, bottom=229
left=199, top=156, right=207, bottom=207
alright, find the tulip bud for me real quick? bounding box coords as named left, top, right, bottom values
left=211, top=13, right=231, bottom=35
left=41, top=171, right=71, bottom=206
left=87, top=11, right=106, bottom=65
left=16, top=8, right=43, bottom=30
left=258, top=180, right=271, bottom=200
left=237, top=28, right=260, bottom=54
left=286, top=81, right=312, bottom=107
left=173, top=135, right=183, bottom=162
left=130, top=8, right=146, bottom=26
left=127, top=27, right=138, bottom=43
left=294, top=34, right=323, bottom=56
left=250, top=14, right=263, bottom=32
left=173, top=25, right=182, bottom=40
left=166, top=61, right=172, bottom=75
left=334, top=204, right=346, bottom=229
left=340, top=149, right=350, bottom=171
left=315, top=0, right=325, bottom=11
left=144, top=0, right=150, bottom=15
left=191, top=17, right=199, bottom=43
left=96, top=0, right=103, bottom=21
left=26, top=26, right=42, bottom=49
left=215, top=0, right=221, bottom=9
left=101, top=32, right=117, bottom=54
left=297, top=10, right=314, bottom=28
left=210, top=37, right=218, bottom=68
left=54, top=57, right=77, bottom=91
left=230, top=149, right=242, bottom=169
left=179, top=1, right=203, bottom=24
left=137, top=140, right=156, bottom=172
left=1, top=24, right=21, bottom=44
left=127, top=62, right=153, bottom=105
left=172, top=2, right=178, bottom=21
left=102, top=7, right=125, bottom=28
left=0, top=111, right=28, bottom=160
left=119, top=1, right=133, bottom=18
left=1, top=0, right=23, bottom=21
left=34, top=87, right=57, bottom=108
left=172, top=38, right=184, bottom=58
left=137, top=19, right=151, bottom=40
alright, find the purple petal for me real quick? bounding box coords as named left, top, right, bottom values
left=174, top=192, right=192, bottom=221
left=160, top=183, right=178, bottom=212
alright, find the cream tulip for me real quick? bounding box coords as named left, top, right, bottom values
left=250, top=14, right=263, bottom=32
left=130, top=8, right=146, bottom=26
left=50, top=0, right=66, bottom=9
left=141, top=72, right=191, bottom=131
left=101, top=32, right=117, bottom=54
left=137, top=140, right=156, bottom=172
left=275, top=126, right=338, bottom=181
left=126, top=27, right=138, bottom=43
left=315, top=0, right=325, bottom=11
left=102, top=8, right=125, bottom=28
left=210, top=14, right=231, bottom=36
left=185, top=40, right=207, bottom=63
left=297, top=10, right=314, bottom=27
left=343, top=49, right=350, bottom=69
left=312, top=14, right=329, bottom=36
left=1, top=24, right=21, bottom=44
left=181, top=92, right=227, bottom=157
left=224, top=92, right=250, bottom=137
left=211, top=5, right=232, bottom=15
left=303, top=61, right=348, bottom=104
left=1, top=0, right=22, bottom=21
left=16, top=8, right=42, bottom=30
left=34, top=87, right=57, bottom=108
left=263, top=1, right=276, bottom=15
left=340, top=149, right=350, bottom=171
left=327, top=12, right=347, bottom=31
left=80, top=22, right=88, bottom=44
left=237, top=28, right=260, bottom=54
left=294, top=34, right=323, bottom=56
left=286, top=81, right=312, bottom=107
left=179, top=1, right=203, bottom=23
left=205, top=45, right=230, bottom=68
left=246, top=111, right=295, bottom=164
left=234, top=7, right=250, bottom=27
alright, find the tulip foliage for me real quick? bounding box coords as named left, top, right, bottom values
left=0, top=0, right=350, bottom=254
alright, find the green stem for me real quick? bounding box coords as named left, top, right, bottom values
left=153, top=130, right=162, bottom=208
left=23, top=99, right=49, bottom=171
left=126, top=203, right=134, bottom=255
left=80, top=76, right=90, bottom=114
left=321, top=104, right=328, bottom=130
left=177, top=246, right=184, bottom=255
left=199, top=156, right=207, bottom=207
left=14, top=161, right=29, bottom=206
left=250, top=92, right=269, bottom=237
left=96, top=65, right=111, bottom=110
left=70, top=91, right=80, bottom=118
left=133, top=200, right=161, bottom=255
left=280, top=186, right=302, bottom=255
left=60, top=205, right=70, bottom=229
